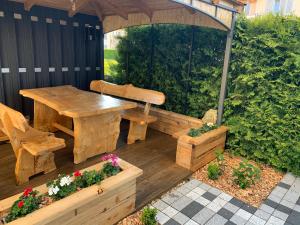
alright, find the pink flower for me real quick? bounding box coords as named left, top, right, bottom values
left=23, top=188, right=33, bottom=197
left=74, top=171, right=82, bottom=177
left=101, top=154, right=119, bottom=167
left=18, top=201, right=24, bottom=208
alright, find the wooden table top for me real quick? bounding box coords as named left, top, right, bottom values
left=20, top=86, right=137, bottom=118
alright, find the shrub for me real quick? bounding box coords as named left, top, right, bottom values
left=215, top=149, right=225, bottom=172
left=113, top=15, right=300, bottom=175
left=233, top=160, right=261, bottom=189
left=141, top=207, right=158, bottom=225
left=207, top=163, right=221, bottom=180
left=74, top=170, right=104, bottom=188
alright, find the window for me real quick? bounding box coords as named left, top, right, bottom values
left=274, top=0, right=280, bottom=13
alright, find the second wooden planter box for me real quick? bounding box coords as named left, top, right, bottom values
left=174, top=126, right=229, bottom=171
left=0, top=159, right=143, bottom=225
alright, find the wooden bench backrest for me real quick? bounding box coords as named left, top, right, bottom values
left=0, top=104, right=30, bottom=155
left=90, top=80, right=165, bottom=106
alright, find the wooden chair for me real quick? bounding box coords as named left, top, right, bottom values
left=0, top=103, right=66, bottom=185
left=90, top=80, right=165, bottom=144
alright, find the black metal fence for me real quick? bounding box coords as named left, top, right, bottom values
left=0, top=0, right=104, bottom=117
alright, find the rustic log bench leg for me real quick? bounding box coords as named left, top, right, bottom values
left=127, top=121, right=148, bottom=145
left=73, top=112, right=121, bottom=164
left=34, top=101, right=73, bottom=132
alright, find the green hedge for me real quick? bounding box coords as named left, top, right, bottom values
left=113, top=15, right=300, bottom=175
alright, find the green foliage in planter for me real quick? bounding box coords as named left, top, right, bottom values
left=113, top=15, right=300, bottom=175
left=5, top=189, right=42, bottom=223
left=141, top=207, right=158, bottom=225
left=47, top=174, right=77, bottom=200
left=188, top=123, right=218, bottom=137
left=207, top=163, right=221, bottom=180
left=224, top=15, right=300, bottom=175
left=102, top=162, right=121, bottom=177
left=74, top=170, right=104, bottom=188
left=233, top=160, right=261, bottom=189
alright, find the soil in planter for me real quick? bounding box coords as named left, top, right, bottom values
left=193, top=152, right=283, bottom=207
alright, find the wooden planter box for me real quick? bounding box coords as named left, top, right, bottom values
left=174, top=126, right=229, bottom=171
left=0, top=159, right=143, bottom=225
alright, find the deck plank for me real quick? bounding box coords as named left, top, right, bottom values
left=0, top=127, right=191, bottom=209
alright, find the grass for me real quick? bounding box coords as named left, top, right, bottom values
left=104, top=49, right=118, bottom=76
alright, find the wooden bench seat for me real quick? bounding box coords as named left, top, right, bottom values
left=0, top=103, right=66, bottom=185
left=90, top=80, right=165, bottom=144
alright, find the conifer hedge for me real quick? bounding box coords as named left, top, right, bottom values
left=113, top=15, right=300, bottom=175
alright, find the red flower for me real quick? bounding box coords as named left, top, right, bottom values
left=74, top=171, right=82, bottom=177
left=23, top=187, right=33, bottom=197
left=17, top=201, right=24, bottom=208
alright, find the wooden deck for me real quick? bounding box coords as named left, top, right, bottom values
left=0, top=125, right=191, bottom=209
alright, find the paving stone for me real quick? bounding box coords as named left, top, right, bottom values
left=265, top=199, right=279, bottom=209
left=202, top=192, right=218, bottom=201
left=266, top=215, right=285, bottom=225
left=230, top=214, right=248, bottom=225
left=281, top=173, right=296, bottom=186
left=208, top=187, right=222, bottom=196
left=156, top=212, right=170, bottom=224
left=278, top=182, right=292, bottom=190
left=272, top=209, right=289, bottom=221
left=172, top=196, right=193, bottom=211
left=283, top=191, right=299, bottom=204
left=218, top=208, right=235, bottom=220
left=268, top=194, right=283, bottom=204
left=164, top=218, right=181, bottom=225
left=249, top=215, right=266, bottom=225
left=184, top=219, right=199, bottom=225
left=224, top=202, right=240, bottom=213
left=236, top=208, right=253, bottom=220
left=163, top=206, right=179, bottom=218
left=206, top=214, right=228, bottom=225
left=153, top=199, right=169, bottom=211
left=230, top=198, right=245, bottom=208
left=177, top=186, right=193, bottom=195
left=255, top=209, right=271, bottom=221
left=297, top=198, right=300, bottom=205
left=219, top=192, right=233, bottom=201
left=225, top=221, right=236, bottom=225
left=207, top=201, right=222, bottom=212
left=293, top=204, right=300, bottom=213
left=199, top=183, right=211, bottom=191
left=213, top=197, right=228, bottom=208
left=192, top=187, right=206, bottom=196
left=195, top=196, right=210, bottom=206
left=242, top=204, right=257, bottom=214
left=184, top=179, right=202, bottom=189
left=280, top=200, right=295, bottom=209
left=260, top=204, right=276, bottom=214
left=192, top=207, right=215, bottom=224
left=186, top=190, right=201, bottom=200
left=286, top=212, right=300, bottom=225
left=162, top=191, right=183, bottom=205
left=277, top=204, right=292, bottom=214
left=246, top=222, right=256, bottom=225
left=172, top=212, right=190, bottom=224
left=181, top=201, right=204, bottom=218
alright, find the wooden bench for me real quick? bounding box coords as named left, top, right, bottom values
left=0, top=103, right=66, bottom=185
left=90, top=80, right=165, bottom=144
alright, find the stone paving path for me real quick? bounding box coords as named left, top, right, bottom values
left=152, top=173, right=300, bottom=225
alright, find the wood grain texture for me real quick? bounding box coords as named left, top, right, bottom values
left=0, top=103, right=65, bottom=185
left=0, top=159, right=142, bottom=225
left=175, top=126, right=229, bottom=171
left=91, top=80, right=165, bottom=144
left=0, top=128, right=191, bottom=211
left=20, top=86, right=137, bottom=163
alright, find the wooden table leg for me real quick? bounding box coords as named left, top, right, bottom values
left=34, top=101, right=72, bottom=132
left=73, top=112, right=121, bottom=164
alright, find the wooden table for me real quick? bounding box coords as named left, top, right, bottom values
left=20, top=86, right=137, bottom=164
